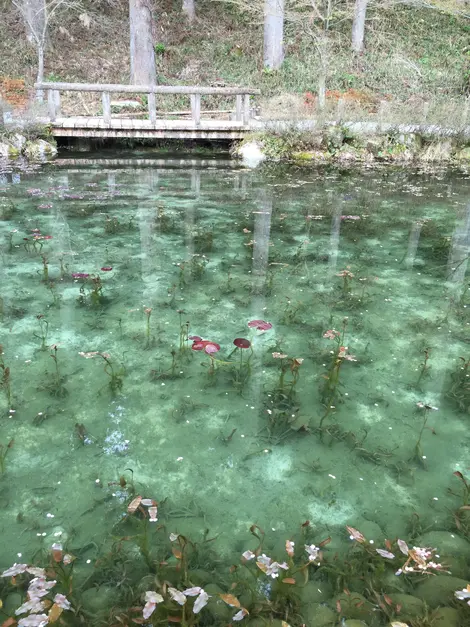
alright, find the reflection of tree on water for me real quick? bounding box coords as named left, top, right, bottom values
left=448, top=201, right=470, bottom=299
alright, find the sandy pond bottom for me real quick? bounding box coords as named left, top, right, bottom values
left=1, top=158, right=470, bottom=625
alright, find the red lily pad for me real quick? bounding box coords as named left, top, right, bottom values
left=248, top=320, right=272, bottom=331
left=101, top=266, right=113, bottom=271
left=234, top=338, right=251, bottom=349
left=188, top=335, right=202, bottom=342
left=204, top=342, right=220, bottom=355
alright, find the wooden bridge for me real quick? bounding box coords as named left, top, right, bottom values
left=35, top=82, right=260, bottom=140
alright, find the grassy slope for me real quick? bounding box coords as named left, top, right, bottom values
left=0, top=0, right=468, bottom=114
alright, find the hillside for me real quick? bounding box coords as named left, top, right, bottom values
left=0, top=0, right=469, bottom=122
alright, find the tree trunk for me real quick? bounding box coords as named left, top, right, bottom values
left=182, top=0, right=195, bottom=21
left=129, top=0, right=156, bottom=85
left=351, top=0, right=368, bottom=53
left=263, top=0, right=284, bottom=70
left=23, top=0, right=46, bottom=45
left=36, top=44, right=45, bottom=101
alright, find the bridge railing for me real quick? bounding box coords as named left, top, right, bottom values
left=34, top=82, right=260, bottom=126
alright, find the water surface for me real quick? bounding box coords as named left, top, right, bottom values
left=0, top=158, right=469, bottom=605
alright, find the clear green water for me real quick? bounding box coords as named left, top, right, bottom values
left=1, top=158, right=470, bottom=622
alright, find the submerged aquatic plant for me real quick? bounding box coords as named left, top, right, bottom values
left=40, top=254, right=49, bottom=283
left=336, top=267, right=354, bottom=295
left=0, top=438, right=14, bottom=475
left=191, top=339, right=221, bottom=362
left=79, top=351, right=125, bottom=394
left=0, top=345, right=12, bottom=410
left=272, top=352, right=304, bottom=398
left=319, top=318, right=357, bottom=430
left=446, top=355, right=470, bottom=413
left=231, top=338, right=253, bottom=385
left=0, top=543, right=75, bottom=625
left=416, top=346, right=432, bottom=387
left=46, top=343, right=68, bottom=398
left=90, top=275, right=103, bottom=306
left=34, top=314, right=49, bottom=351
left=144, top=306, right=153, bottom=349
left=413, top=402, right=438, bottom=467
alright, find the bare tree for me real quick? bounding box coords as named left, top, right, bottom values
left=264, top=0, right=285, bottom=69
left=13, top=0, right=80, bottom=100
left=351, top=0, right=368, bottom=53
left=129, top=0, right=156, bottom=85
left=182, top=0, right=196, bottom=21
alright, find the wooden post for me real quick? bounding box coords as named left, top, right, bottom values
left=235, top=94, right=243, bottom=122
left=53, top=90, right=61, bottom=118
left=148, top=91, right=156, bottom=124
left=191, top=94, right=201, bottom=126
left=243, top=94, right=251, bottom=124
left=102, top=92, right=111, bottom=124
left=47, top=90, right=58, bottom=121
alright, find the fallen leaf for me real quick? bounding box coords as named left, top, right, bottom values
left=282, top=578, right=296, bottom=584
left=48, top=604, right=63, bottom=623
left=219, top=593, right=241, bottom=608
left=127, top=495, right=142, bottom=514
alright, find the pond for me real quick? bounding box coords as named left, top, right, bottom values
left=0, top=156, right=470, bottom=626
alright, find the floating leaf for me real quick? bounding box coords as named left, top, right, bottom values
left=127, top=495, right=142, bottom=514
left=397, top=539, right=409, bottom=555
left=2, top=619, right=17, bottom=627
left=48, top=604, right=63, bottom=623
left=219, top=593, right=240, bottom=608
left=172, top=547, right=182, bottom=559
left=167, top=616, right=182, bottom=623
left=282, top=578, right=296, bottom=584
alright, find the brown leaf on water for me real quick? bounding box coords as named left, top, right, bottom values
left=318, top=536, right=331, bottom=547
left=383, top=594, right=393, bottom=606
left=127, top=495, right=142, bottom=514
left=52, top=549, right=63, bottom=563
left=167, top=616, right=182, bottom=623
left=282, top=578, right=296, bottom=584
left=2, top=619, right=17, bottom=627
left=172, top=547, right=182, bottom=559
left=336, top=600, right=342, bottom=613
left=219, top=594, right=241, bottom=608
left=385, top=539, right=393, bottom=550
left=460, top=505, right=470, bottom=510
left=48, top=603, right=63, bottom=623
left=131, top=619, right=147, bottom=625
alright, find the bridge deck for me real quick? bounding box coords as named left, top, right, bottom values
left=48, top=116, right=249, bottom=140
